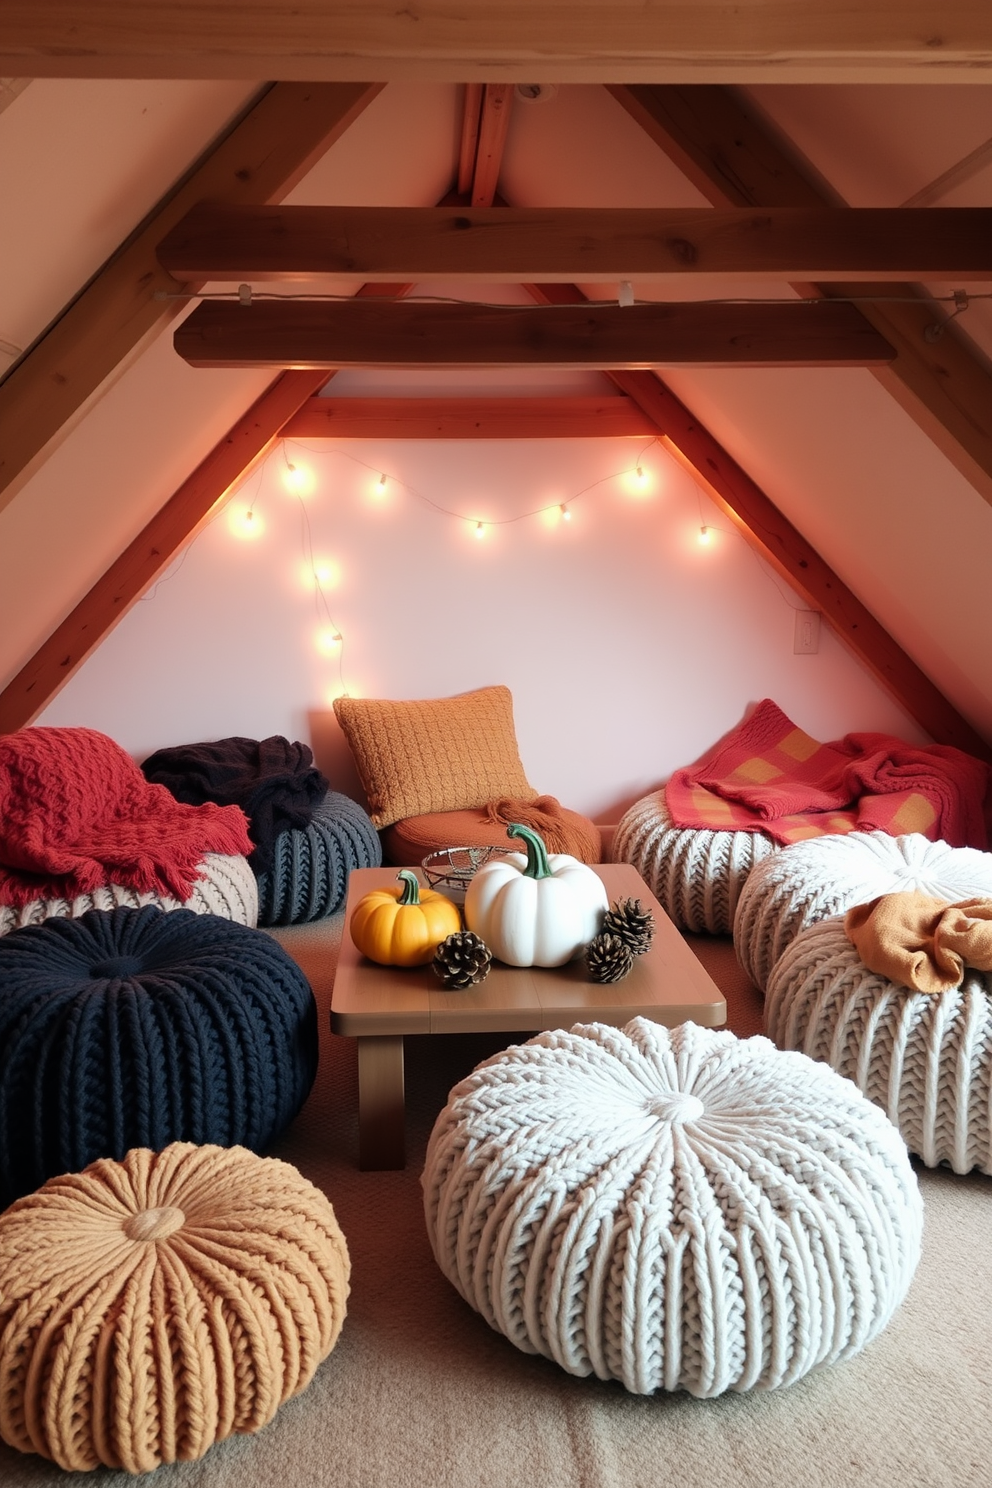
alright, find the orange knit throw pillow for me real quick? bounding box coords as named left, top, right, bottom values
left=0, top=1143, right=350, bottom=1474
left=333, top=685, right=537, bottom=828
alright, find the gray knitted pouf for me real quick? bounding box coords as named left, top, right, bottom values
left=423, top=1018, right=922, bottom=1397
left=256, top=790, right=381, bottom=926
left=0, top=852, right=257, bottom=939
left=613, top=790, right=778, bottom=933
left=734, top=832, right=992, bottom=991
left=766, top=917, right=992, bottom=1173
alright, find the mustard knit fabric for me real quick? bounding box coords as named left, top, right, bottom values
left=334, top=685, right=536, bottom=828
left=0, top=1143, right=351, bottom=1474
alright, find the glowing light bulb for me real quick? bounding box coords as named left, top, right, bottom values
left=316, top=627, right=343, bottom=654
left=636, top=465, right=645, bottom=482
left=699, top=525, right=712, bottom=544
left=560, top=504, right=571, bottom=522
left=229, top=505, right=263, bottom=540
left=377, top=473, right=387, bottom=492
left=475, top=521, right=486, bottom=539
left=283, top=460, right=313, bottom=495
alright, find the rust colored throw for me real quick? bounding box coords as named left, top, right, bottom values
left=485, top=795, right=601, bottom=862
left=665, top=699, right=990, bottom=849
left=0, top=727, right=253, bottom=908
left=0, top=1143, right=351, bottom=1474
left=845, top=892, right=992, bottom=993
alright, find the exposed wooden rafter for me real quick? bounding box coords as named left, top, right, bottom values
left=0, top=80, right=383, bottom=514
left=174, top=298, right=896, bottom=369
left=607, top=84, right=992, bottom=511
left=281, top=395, right=658, bottom=439
left=156, top=203, right=992, bottom=284
left=2, top=3, right=991, bottom=83
left=470, top=85, right=513, bottom=208
left=457, top=83, right=484, bottom=196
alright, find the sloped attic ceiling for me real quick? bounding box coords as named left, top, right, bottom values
left=0, top=74, right=991, bottom=750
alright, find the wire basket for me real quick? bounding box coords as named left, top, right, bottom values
left=421, top=845, right=518, bottom=903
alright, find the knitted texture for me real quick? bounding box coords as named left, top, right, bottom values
left=0, top=906, right=318, bottom=1208
left=333, top=686, right=536, bottom=828
left=0, top=851, right=258, bottom=939
left=423, top=1017, right=922, bottom=1397
left=766, top=917, right=992, bottom=1173
left=733, top=831, right=992, bottom=991
left=613, top=789, right=778, bottom=933
left=0, top=727, right=252, bottom=908
left=257, top=789, right=381, bottom=925
left=0, top=1142, right=350, bottom=1474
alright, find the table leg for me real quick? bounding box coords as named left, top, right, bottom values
left=357, top=1034, right=406, bottom=1170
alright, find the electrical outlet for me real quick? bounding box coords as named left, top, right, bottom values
left=794, top=610, right=821, bottom=654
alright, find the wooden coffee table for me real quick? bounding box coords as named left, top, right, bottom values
left=330, top=863, right=726, bottom=1170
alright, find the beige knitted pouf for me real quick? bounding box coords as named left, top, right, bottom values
left=0, top=852, right=258, bottom=938
left=733, top=831, right=992, bottom=990
left=0, top=1142, right=350, bottom=1474
left=423, top=1018, right=922, bottom=1397
left=613, top=791, right=777, bottom=933
left=766, top=917, right=992, bottom=1173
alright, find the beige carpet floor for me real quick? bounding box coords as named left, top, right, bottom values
left=2, top=922, right=990, bottom=1487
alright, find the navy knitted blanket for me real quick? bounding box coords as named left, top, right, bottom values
left=141, top=736, right=329, bottom=875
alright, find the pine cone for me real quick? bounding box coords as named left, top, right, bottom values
left=432, top=930, right=493, bottom=990
left=602, top=897, right=655, bottom=957
left=585, top=932, right=635, bottom=985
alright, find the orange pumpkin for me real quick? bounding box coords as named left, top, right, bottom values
left=349, top=870, right=461, bottom=967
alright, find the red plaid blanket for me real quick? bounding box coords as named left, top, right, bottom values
left=665, top=699, right=990, bottom=849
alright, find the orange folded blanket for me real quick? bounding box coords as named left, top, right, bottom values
left=0, top=727, right=253, bottom=908
left=844, top=892, right=992, bottom=993
left=484, top=795, right=601, bottom=863
left=665, top=699, right=990, bottom=849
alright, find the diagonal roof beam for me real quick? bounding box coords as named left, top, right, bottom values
left=0, top=80, right=383, bottom=515
left=607, top=84, right=992, bottom=511
left=471, top=84, right=514, bottom=208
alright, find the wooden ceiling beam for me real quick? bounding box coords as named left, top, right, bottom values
left=2, top=4, right=991, bottom=83
left=0, top=80, right=383, bottom=515
left=157, top=204, right=992, bottom=284
left=281, top=394, right=658, bottom=439
left=607, top=84, right=992, bottom=511
left=457, top=84, right=484, bottom=196
left=527, top=279, right=990, bottom=758
left=471, top=84, right=514, bottom=207
left=174, top=299, right=895, bottom=369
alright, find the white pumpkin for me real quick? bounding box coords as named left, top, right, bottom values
left=464, top=822, right=608, bottom=967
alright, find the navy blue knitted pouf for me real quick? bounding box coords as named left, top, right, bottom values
left=0, top=905, right=318, bottom=1209
left=256, top=789, right=381, bottom=926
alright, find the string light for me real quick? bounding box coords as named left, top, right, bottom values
left=315, top=626, right=343, bottom=653
left=560, top=503, right=571, bottom=521
left=377, top=473, right=388, bottom=492
left=475, top=521, right=486, bottom=539
left=282, top=459, right=314, bottom=495
left=699, top=525, right=712, bottom=544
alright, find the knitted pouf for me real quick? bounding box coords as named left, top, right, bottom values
left=613, top=790, right=778, bottom=933
left=733, top=832, right=992, bottom=991
left=0, top=1142, right=350, bottom=1473
left=0, top=906, right=318, bottom=1208
left=256, top=789, right=381, bottom=925
left=0, top=851, right=258, bottom=939
left=766, top=917, right=992, bottom=1173
left=423, top=1017, right=922, bottom=1397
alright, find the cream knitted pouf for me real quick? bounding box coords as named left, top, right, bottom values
left=766, top=918, right=992, bottom=1173
left=0, top=1142, right=350, bottom=1474
left=0, top=851, right=258, bottom=938
left=613, top=790, right=778, bottom=934
left=733, top=832, right=992, bottom=990
left=422, top=1018, right=922, bottom=1397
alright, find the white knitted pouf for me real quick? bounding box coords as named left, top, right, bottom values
left=422, top=1018, right=922, bottom=1397
left=766, top=917, right=992, bottom=1174
left=733, top=832, right=992, bottom=991
left=0, top=853, right=258, bottom=939
left=613, top=790, right=778, bottom=934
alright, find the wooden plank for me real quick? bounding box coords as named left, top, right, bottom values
left=457, top=83, right=484, bottom=195
left=471, top=84, right=513, bottom=207
left=2, top=3, right=991, bottom=83
left=528, top=279, right=990, bottom=759
left=608, top=84, right=992, bottom=511
left=0, top=81, right=383, bottom=514
left=281, top=394, right=660, bottom=438
left=174, top=299, right=896, bottom=369
left=157, top=203, right=992, bottom=283
left=0, top=370, right=328, bottom=734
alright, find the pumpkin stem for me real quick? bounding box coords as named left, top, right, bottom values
left=506, top=822, right=553, bottom=880
left=396, top=869, right=422, bottom=905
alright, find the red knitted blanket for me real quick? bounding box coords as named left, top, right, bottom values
left=665, top=699, right=991, bottom=849
left=0, top=727, right=254, bottom=908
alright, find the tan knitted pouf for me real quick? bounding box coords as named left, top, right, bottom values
left=766, top=918, right=992, bottom=1173
left=613, top=790, right=778, bottom=933
left=0, top=1143, right=350, bottom=1474
left=0, top=851, right=258, bottom=938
